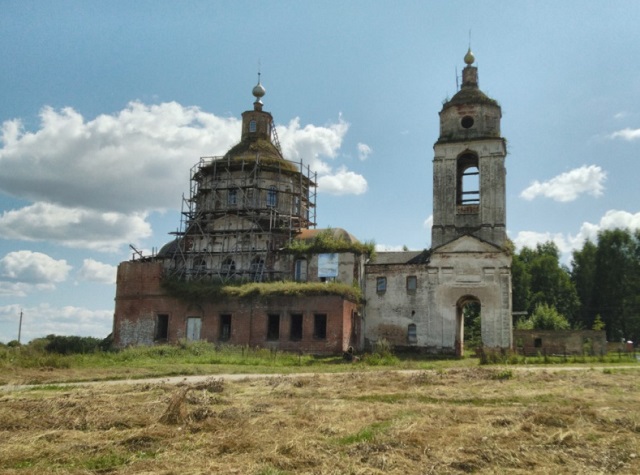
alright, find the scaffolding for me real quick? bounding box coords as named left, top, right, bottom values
left=166, top=153, right=317, bottom=282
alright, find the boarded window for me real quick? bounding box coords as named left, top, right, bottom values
left=406, top=276, right=417, bottom=291
left=186, top=317, right=202, bottom=341
left=155, top=314, right=169, bottom=341
left=290, top=314, right=303, bottom=341
left=313, top=314, right=327, bottom=339
left=376, top=277, right=387, bottom=293
left=267, top=314, right=280, bottom=341
left=219, top=314, right=231, bottom=341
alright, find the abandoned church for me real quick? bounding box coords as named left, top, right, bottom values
left=113, top=50, right=513, bottom=356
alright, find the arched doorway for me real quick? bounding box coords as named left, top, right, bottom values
left=456, top=295, right=481, bottom=357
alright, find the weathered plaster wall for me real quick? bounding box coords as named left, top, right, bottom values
left=364, top=238, right=512, bottom=353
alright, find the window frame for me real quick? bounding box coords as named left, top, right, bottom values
left=219, top=314, right=231, bottom=341
left=376, top=276, right=387, bottom=293
left=406, top=275, right=417, bottom=292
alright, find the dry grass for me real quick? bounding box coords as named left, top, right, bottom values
left=0, top=368, right=639, bottom=474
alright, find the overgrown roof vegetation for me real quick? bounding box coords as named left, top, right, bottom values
left=162, top=277, right=362, bottom=303
left=285, top=228, right=376, bottom=259
left=221, top=138, right=299, bottom=172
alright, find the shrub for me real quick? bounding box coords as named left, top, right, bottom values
left=44, top=335, right=103, bottom=355
left=516, top=304, right=570, bottom=331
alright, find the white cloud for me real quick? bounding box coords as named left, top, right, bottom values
left=78, top=259, right=117, bottom=284
left=520, top=165, right=606, bottom=202
left=357, top=142, right=372, bottom=161
left=317, top=167, right=368, bottom=195
left=0, top=251, right=71, bottom=296
left=609, top=127, right=640, bottom=141
left=0, top=103, right=241, bottom=214
left=278, top=115, right=368, bottom=195
left=512, top=209, right=640, bottom=265
left=423, top=215, right=433, bottom=230
left=0, top=250, right=71, bottom=284
left=0, top=203, right=151, bottom=252
left=0, top=303, right=112, bottom=343
left=613, top=112, right=629, bottom=120
left=375, top=244, right=406, bottom=252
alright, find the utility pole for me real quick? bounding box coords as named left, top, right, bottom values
left=18, top=309, right=23, bottom=344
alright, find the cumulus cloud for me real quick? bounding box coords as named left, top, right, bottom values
left=0, top=251, right=71, bottom=296
left=0, top=203, right=151, bottom=251
left=278, top=115, right=368, bottom=195
left=0, top=303, right=112, bottom=343
left=0, top=102, right=241, bottom=213
left=357, top=142, right=372, bottom=161
left=0, top=250, right=71, bottom=284
left=608, top=127, right=640, bottom=141
left=78, top=259, right=117, bottom=284
left=512, top=209, right=640, bottom=264
left=317, top=167, right=368, bottom=195
left=520, top=165, right=606, bottom=202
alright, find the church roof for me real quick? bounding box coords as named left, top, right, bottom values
left=370, top=250, right=431, bottom=265
left=295, top=228, right=360, bottom=244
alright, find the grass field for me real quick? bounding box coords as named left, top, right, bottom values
left=1, top=366, right=639, bottom=474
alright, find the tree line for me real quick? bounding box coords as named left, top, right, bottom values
left=512, top=228, right=640, bottom=343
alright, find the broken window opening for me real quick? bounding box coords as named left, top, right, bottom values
left=407, top=323, right=417, bottom=344
left=290, top=313, right=303, bottom=341
left=313, top=314, right=327, bottom=339
left=267, top=314, right=280, bottom=341
left=294, top=258, right=308, bottom=282
left=221, top=258, right=235, bottom=277
left=456, top=153, right=480, bottom=206
left=219, top=314, right=231, bottom=341
left=534, top=338, right=543, bottom=348
left=228, top=188, right=238, bottom=206
left=155, top=314, right=169, bottom=341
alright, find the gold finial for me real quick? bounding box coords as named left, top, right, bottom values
left=464, top=47, right=475, bottom=66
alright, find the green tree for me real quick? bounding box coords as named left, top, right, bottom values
left=517, top=242, right=579, bottom=322
left=571, top=240, right=598, bottom=328
left=593, top=229, right=640, bottom=342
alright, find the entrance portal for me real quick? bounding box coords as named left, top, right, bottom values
left=456, top=295, right=481, bottom=357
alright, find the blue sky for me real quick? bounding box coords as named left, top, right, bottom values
left=1, top=1, right=639, bottom=343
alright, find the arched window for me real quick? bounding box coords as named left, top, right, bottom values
left=251, top=256, right=265, bottom=281
left=456, top=153, right=480, bottom=205
left=267, top=186, right=277, bottom=208
left=221, top=258, right=235, bottom=277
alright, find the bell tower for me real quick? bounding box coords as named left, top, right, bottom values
left=431, top=49, right=507, bottom=249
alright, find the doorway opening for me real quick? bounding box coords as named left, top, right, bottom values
left=456, top=295, right=481, bottom=357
